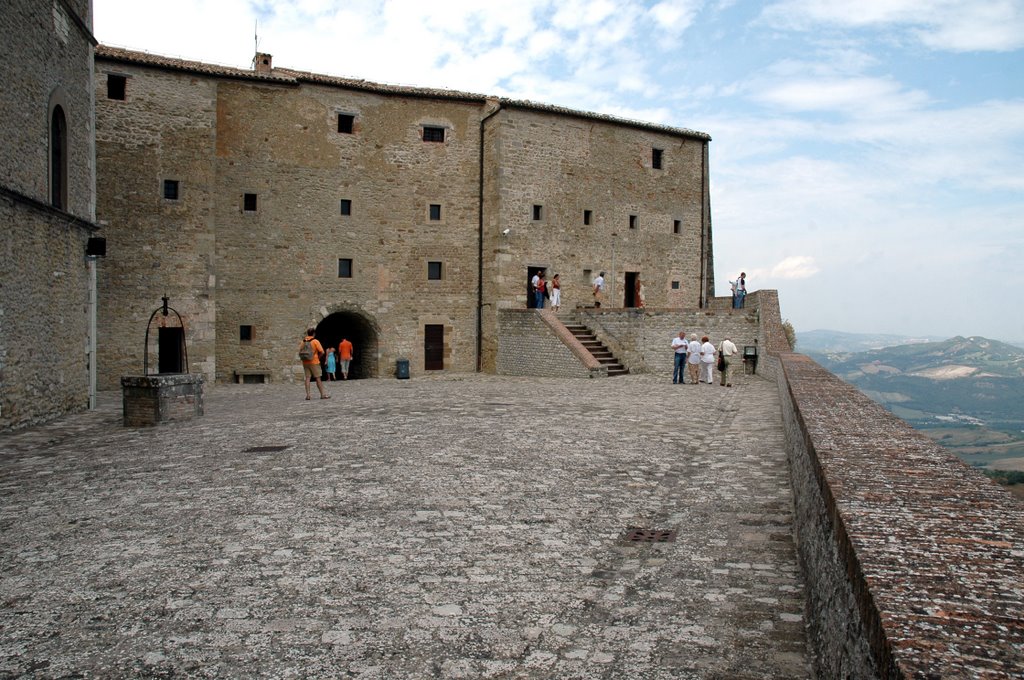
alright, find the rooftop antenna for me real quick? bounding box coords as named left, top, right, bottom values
left=252, top=20, right=260, bottom=68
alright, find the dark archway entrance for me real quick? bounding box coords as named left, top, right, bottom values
left=315, top=311, right=378, bottom=379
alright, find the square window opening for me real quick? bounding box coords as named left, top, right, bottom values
left=338, top=113, right=355, bottom=134
left=338, top=258, right=353, bottom=278
left=239, top=325, right=253, bottom=343
left=533, top=204, right=543, bottom=221
left=107, top=74, right=126, bottom=100
left=429, top=204, right=442, bottom=221
left=163, top=179, right=179, bottom=201
left=652, top=148, right=664, bottom=170
left=340, top=199, right=352, bottom=216
left=243, top=193, right=258, bottom=212
left=423, top=126, right=445, bottom=143
left=428, top=261, right=443, bottom=280
left=583, top=209, right=592, bottom=226
left=671, top=281, right=680, bottom=290
left=629, top=214, right=638, bottom=230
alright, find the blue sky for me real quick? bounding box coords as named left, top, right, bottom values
left=94, top=0, right=1024, bottom=342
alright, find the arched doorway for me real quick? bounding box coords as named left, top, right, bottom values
left=315, top=311, right=378, bottom=379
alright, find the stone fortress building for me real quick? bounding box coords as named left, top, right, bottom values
left=92, top=47, right=715, bottom=387
left=3, top=4, right=1023, bottom=678
left=0, top=0, right=101, bottom=431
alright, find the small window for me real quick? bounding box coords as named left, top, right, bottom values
left=671, top=281, right=680, bottom=290
left=163, top=180, right=179, bottom=201
left=583, top=209, right=592, bottom=226
left=629, top=214, right=638, bottom=230
left=107, top=74, right=126, bottom=100
left=337, top=113, right=354, bottom=134
left=243, top=193, right=258, bottom=212
left=652, top=148, right=663, bottom=170
left=533, top=204, right=543, bottom=221
left=673, top=219, right=681, bottom=234
left=423, top=126, right=445, bottom=142
left=427, top=261, right=443, bottom=280
left=338, top=258, right=353, bottom=278
left=340, top=199, right=352, bottom=216
left=239, top=325, right=253, bottom=343
left=429, top=204, right=442, bottom=221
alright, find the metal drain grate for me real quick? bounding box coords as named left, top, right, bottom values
left=243, top=445, right=290, bottom=453
left=622, top=527, right=677, bottom=543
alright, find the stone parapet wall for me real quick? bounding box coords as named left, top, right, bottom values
left=775, top=352, right=1024, bottom=677
left=496, top=310, right=601, bottom=378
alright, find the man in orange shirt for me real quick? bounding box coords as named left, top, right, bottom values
left=299, top=327, right=330, bottom=400
left=337, top=337, right=354, bottom=380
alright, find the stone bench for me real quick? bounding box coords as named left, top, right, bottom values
left=233, top=369, right=271, bottom=384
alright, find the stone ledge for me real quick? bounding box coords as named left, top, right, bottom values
left=778, top=352, right=1024, bottom=678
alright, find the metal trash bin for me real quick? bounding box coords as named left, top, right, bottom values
left=743, top=346, right=758, bottom=374
left=395, top=358, right=410, bottom=379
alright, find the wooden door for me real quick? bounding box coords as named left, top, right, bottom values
left=424, top=324, right=444, bottom=371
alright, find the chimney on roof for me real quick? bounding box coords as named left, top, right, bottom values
left=254, top=53, right=273, bottom=75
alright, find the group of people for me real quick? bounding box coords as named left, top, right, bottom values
left=529, top=271, right=562, bottom=311
left=671, top=331, right=738, bottom=386
left=298, top=328, right=354, bottom=400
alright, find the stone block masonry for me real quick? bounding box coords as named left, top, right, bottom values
left=776, top=352, right=1024, bottom=677
left=120, top=374, right=205, bottom=427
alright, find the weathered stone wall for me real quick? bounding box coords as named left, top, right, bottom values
left=481, top=105, right=711, bottom=371
left=1, top=0, right=97, bottom=431
left=577, top=300, right=759, bottom=376
left=496, top=310, right=597, bottom=378
left=776, top=353, right=1024, bottom=677
left=94, top=62, right=219, bottom=387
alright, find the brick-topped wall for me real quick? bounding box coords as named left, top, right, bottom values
left=776, top=352, right=1024, bottom=677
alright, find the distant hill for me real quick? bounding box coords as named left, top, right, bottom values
left=798, top=329, right=945, bottom=353
left=805, top=336, right=1024, bottom=471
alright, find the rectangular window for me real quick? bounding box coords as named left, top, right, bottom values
left=243, top=193, right=258, bottom=212
left=338, top=258, right=353, bottom=278
left=427, top=261, right=443, bottom=280
left=429, top=204, right=442, bottom=221
left=629, top=214, right=638, bottom=230
left=652, top=148, right=664, bottom=169
left=673, top=219, right=681, bottom=234
left=671, top=281, right=680, bottom=290
left=340, top=199, right=352, bottom=216
left=337, top=113, right=355, bottom=134
left=533, top=204, right=543, bottom=221
left=163, top=179, right=179, bottom=201
left=239, top=325, right=253, bottom=343
left=583, top=209, right=592, bottom=225
left=107, top=74, right=126, bottom=100
left=422, top=126, right=445, bottom=142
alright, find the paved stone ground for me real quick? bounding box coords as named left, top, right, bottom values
left=0, top=372, right=812, bottom=679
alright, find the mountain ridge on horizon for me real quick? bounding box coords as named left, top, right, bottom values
left=797, top=329, right=1024, bottom=354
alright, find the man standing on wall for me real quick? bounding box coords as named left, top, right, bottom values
left=299, top=328, right=330, bottom=400
left=671, top=330, right=688, bottom=384
left=718, top=335, right=738, bottom=387
left=338, top=337, right=354, bottom=380
left=593, top=271, right=605, bottom=308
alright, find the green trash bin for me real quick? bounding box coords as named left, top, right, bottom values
left=395, top=358, right=409, bottom=379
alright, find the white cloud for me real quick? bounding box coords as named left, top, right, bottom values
left=771, top=256, right=821, bottom=279
left=760, top=0, right=1024, bottom=52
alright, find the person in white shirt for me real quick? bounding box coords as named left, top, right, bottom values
left=700, top=335, right=716, bottom=384
left=718, top=336, right=738, bottom=386
left=686, top=333, right=702, bottom=385
left=671, top=331, right=688, bottom=384
left=592, top=271, right=605, bottom=308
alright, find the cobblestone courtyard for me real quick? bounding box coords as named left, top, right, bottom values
left=1, top=373, right=811, bottom=678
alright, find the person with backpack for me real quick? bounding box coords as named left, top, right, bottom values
left=299, top=327, right=330, bottom=400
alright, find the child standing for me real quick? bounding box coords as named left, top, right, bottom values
left=324, top=347, right=337, bottom=380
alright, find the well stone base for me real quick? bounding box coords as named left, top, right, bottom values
left=121, top=374, right=205, bottom=427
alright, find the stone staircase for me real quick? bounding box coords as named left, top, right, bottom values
left=561, top=320, right=629, bottom=376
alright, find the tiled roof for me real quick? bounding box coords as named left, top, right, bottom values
left=95, top=45, right=710, bottom=141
